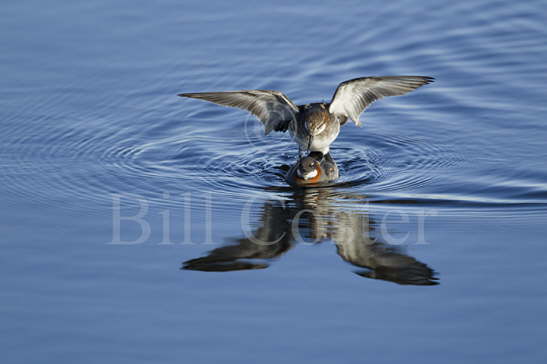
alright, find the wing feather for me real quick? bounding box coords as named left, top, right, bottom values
left=328, top=76, right=434, bottom=126
left=179, top=90, right=298, bottom=134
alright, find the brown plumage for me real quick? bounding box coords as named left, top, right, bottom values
left=179, top=76, right=433, bottom=154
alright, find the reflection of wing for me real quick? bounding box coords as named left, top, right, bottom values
left=179, top=90, right=298, bottom=134
left=182, top=202, right=293, bottom=272
left=332, top=213, right=438, bottom=285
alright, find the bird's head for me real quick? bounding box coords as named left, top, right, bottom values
left=296, top=156, right=321, bottom=181
left=302, top=103, right=330, bottom=136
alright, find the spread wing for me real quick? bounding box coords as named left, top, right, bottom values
left=328, top=76, right=434, bottom=126
left=178, top=90, right=299, bottom=134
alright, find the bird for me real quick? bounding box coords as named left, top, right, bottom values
left=179, top=76, right=433, bottom=155
left=286, top=152, right=339, bottom=186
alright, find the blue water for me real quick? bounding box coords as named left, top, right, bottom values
left=2, top=0, right=547, bottom=362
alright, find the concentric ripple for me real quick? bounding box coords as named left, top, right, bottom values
left=3, top=101, right=547, bottom=219
left=3, top=0, right=547, bottom=218
left=0, top=106, right=465, bottom=214
left=358, top=133, right=464, bottom=192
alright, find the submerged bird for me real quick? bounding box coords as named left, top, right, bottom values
left=286, top=152, right=339, bottom=186
left=179, top=76, right=433, bottom=154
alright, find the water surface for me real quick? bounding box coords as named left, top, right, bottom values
left=2, top=0, right=547, bottom=362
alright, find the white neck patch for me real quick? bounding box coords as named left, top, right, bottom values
left=297, top=168, right=318, bottom=180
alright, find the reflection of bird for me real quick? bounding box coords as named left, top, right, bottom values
left=179, top=76, right=433, bottom=154
left=183, top=188, right=438, bottom=286
left=286, top=152, right=339, bottom=186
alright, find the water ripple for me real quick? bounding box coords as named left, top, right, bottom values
left=2, top=0, right=547, bottom=219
